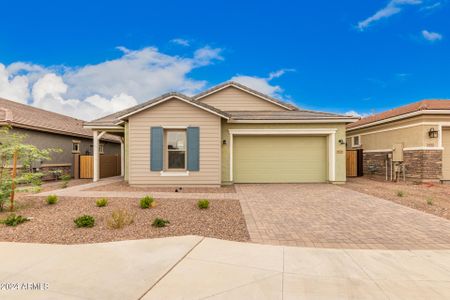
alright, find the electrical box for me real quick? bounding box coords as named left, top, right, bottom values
left=392, top=144, right=404, bottom=162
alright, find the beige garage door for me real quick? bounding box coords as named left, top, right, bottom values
left=233, top=136, right=327, bottom=183
left=442, top=128, right=450, bottom=180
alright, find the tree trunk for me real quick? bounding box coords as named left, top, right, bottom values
left=10, top=149, right=18, bottom=211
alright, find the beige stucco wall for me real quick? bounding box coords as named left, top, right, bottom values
left=128, top=98, right=222, bottom=185
left=198, top=86, right=287, bottom=111
left=221, top=122, right=347, bottom=184
left=347, top=115, right=442, bottom=150
left=124, top=122, right=129, bottom=181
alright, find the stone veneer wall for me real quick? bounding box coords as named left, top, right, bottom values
left=363, top=150, right=442, bottom=181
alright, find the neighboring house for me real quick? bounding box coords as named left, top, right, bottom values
left=84, top=82, right=357, bottom=185
left=0, top=98, right=121, bottom=178
left=346, top=100, right=450, bottom=181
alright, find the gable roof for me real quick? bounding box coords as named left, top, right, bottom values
left=347, top=99, right=450, bottom=131
left=85, top=82, right=357, bottom=127
left=194, top=81, right=298, bottom=111
left=84, top=93, right=230, bottom=127
left=0, top=98, right=120, bottom=142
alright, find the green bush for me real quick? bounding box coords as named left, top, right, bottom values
left=426, top=198, right=433, bottom=206
left=96, top=198, right=108, bottom=207
left=140, top=195, right=154, bottom=209
left=396, top=191, right=404, bottom=197
left=60, top=174, right=71, bottom=188
left=46, top=194, right=58, bottom=205
left=197, top=199, right=210, bottom=209
left=152, top=218, right=170, bottom=228
left=1, top=214, right=29, bottom=226
left=74, top=215, right=95, bottom=228
left=107, top=209, right=134, bottom=229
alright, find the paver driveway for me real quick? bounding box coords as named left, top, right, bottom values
left=237, top=184, right=450, bottom=249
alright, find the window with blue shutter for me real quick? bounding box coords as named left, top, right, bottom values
left=150, top=127, right=163, bottom=171
left=186, top=127, right=200, bottom=171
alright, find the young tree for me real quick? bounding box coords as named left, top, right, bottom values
left=0, top=126, right=61, bottom=211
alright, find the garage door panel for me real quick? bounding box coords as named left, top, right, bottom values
left=233, top=136, right=327, bottom=183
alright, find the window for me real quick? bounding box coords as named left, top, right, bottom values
left=165, top=130, right=186, bottom=170
left=72, top=141, right=80, bottom=153
left=352, top=135, right=361, bottom=147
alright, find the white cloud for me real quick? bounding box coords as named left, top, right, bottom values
left=421, top=30, right=443, bottom=41
left=421, top=2, right=441, bottom=10
left=357, top=0, right=422, bottom=31
left=171, top=38, right=190, bottom=47
left=345, top=110, right=371, bottom=118
left=0, top=45, right=224, bottom=120
left=231, top=69, right=294, bottom=99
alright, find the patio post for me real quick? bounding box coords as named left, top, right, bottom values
left=93, top=130, right=106, bottom=182
left=120, top=137, right=125, bottom=177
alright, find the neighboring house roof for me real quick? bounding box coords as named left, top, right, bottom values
left=0, top=98, right=120, bottom=142
left=86, top=82, right=356, bottom=127
left=347, top=99, right=450, bottom=131
left=194, top=81, right=298, bottom=111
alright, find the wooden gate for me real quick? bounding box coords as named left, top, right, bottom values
left=80, top=155, right=93, bottom=179
left=79, top=155, right=121, bottom=179
left=346, top=149, right=363, bottom=177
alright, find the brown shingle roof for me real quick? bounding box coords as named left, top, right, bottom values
left=347, top=100, right=450, bottom=130
left=0, top=98, right=120, bottom=142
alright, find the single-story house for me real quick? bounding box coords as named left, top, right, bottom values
left=84, top=82, right=357, bottom=185
left=346, top=100, right=450, bottom=181
left=0, top=97, right=121, bottom=178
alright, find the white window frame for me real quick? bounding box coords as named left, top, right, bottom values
left=352, top=135, right=361, bottom=148
left=99, top=143, right=105, bottom=154
left=164, top=129, right=187, bottom=171
left=72, top=140, right=81, bottom=154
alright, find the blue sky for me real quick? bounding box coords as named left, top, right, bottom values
left=0, top=0, right=448, bottom=120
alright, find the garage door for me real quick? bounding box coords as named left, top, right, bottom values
left=442, top=129, right=450, bottom=180
left=233, top=135, right=327, bottom=183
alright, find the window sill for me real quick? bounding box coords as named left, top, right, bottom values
left=160, top=171, right=190, bottom=177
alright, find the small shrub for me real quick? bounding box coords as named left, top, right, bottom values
left=96, top=198, right=108, bottom=207
left=74, top=215, right=95, bottom=228
left=107, top=209, right=134, bottom=229
left=197, top=199, right=210, bottom=209
left=1, top=214, right=29, bottom=226
left=152, top=218, right=170, bottom=228
left=140, top=195, right=154, bottom=209
left=60, top=174, right=71, bottom=188
left=396, top=191, right=404, bottom=197
left=426, top=198, right=433, bottom=206
left=46, top=194, right=58, bottom=205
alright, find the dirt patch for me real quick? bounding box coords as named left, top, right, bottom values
left=343, top=177, right=450, bottom=220
left=0, top=196, right=249, bottom=244
left=85, top=181, right=236, bottom=193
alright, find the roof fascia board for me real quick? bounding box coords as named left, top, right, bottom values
left=347, top=110, right=450, bottom=132
left=228, top=118, right=358, bottom=124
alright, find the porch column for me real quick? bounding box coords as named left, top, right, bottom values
left=93, top=130, right=106, bottom=182
left=120, top=137, right=125, bottom=177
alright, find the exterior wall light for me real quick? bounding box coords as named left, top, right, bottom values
left=222, top=139, right=227, bottom=145
left=338, top=139, right=346, bottom=145
left=428, top=128, right=438, bottom=138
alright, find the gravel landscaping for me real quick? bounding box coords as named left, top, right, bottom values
left=85, top=180, right=236, bottom=193
left=0, top=196, right=249, bottom=244
left=343, top=177, right=450, bottom=220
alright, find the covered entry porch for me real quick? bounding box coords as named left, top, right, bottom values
left=84, top=124, right=125, bottom=182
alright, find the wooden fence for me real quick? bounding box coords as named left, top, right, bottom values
left=346, top=149, right=363, bottom=177
left=79, top=155, right=120, bottom=179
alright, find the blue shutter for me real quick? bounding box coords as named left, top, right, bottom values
left=150, top=127, right=163, bottom=171
left=187, top=127, right=200, bottom=171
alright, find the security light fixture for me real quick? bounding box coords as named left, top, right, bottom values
left=428, top=128, right=438, bottom=139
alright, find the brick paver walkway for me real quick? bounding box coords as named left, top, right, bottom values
left=236, top=184, right=450, bottom=250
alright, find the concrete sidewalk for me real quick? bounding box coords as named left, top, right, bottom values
left=1, top=237, right=449, bottom=299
